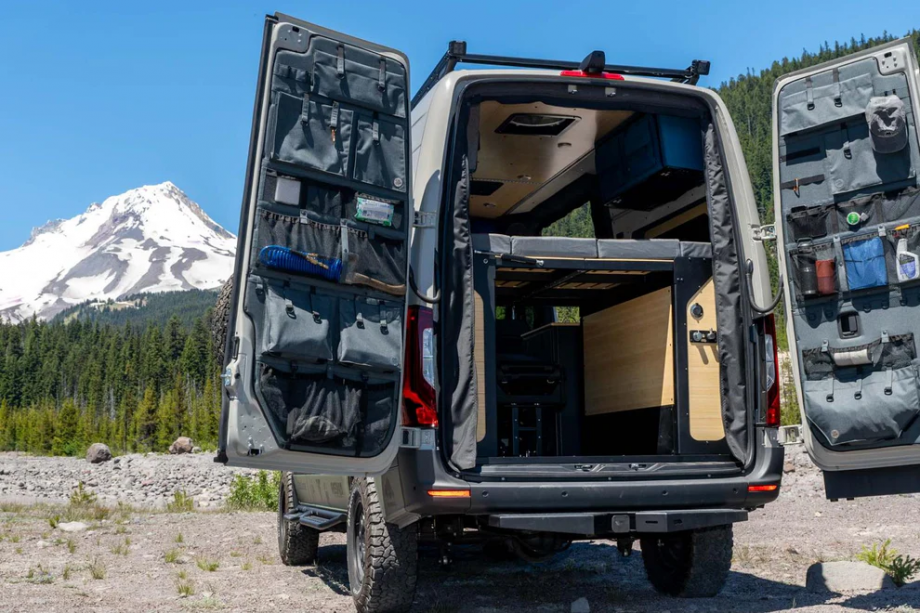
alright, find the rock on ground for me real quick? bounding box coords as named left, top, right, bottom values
left=85, top=443, right=112, bottom=464
left=169, top=436, right=194, bottom=455
left=56, top=521, right=88, bottom=532
left=570, top=596, right=590, bottom=613
left=806, top=560, right=897, bottom=593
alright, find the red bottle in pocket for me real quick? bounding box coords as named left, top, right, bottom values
left=816, top=259, right=836, bottom=295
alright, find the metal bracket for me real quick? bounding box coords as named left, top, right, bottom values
left=414, top=211, right=437, bottom=228
left=752, top=224, right=777, bottom=242
left=690, top=329, right=718, bottom=344
left=777, top=425, right=804, bottom=446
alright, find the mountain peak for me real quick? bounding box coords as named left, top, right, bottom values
left=0, top=183, right=236, bottom=322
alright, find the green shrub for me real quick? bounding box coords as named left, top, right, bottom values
left=857, top=539, right=920, bottom=586
left=225, top=471, right=280, bottom=511
left=69, top=482, right=97, bottom=507
left=166, top=490, right=194, bottom=513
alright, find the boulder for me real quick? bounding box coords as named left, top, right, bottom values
left=570, top=597, right=590, bottom=613
left=806, top=561, right=896, bottom=593
left=57, top=521, right=88, bottom=533
left=85, top=443, right=112, bottom=464
left=169, top=437, right=194, bottom=455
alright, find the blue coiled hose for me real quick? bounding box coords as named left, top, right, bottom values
left=259, top=245, right=343, bottom=282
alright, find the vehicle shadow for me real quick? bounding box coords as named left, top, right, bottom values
left=407, top=540, right=902, bottom=613
left=301, top=543, right=350, bottom=596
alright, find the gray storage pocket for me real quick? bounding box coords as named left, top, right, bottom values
left=803, top=363, right=920, bottom=446
left=251, top=209, right=341, bottom=271
left=779, top=131, right=831, bottom=206
left=311, top=44, right=407, bottom=118
left=261, top=282, right=336, bottom=361
left=780, top=72, right=873, bottom=136
left=352, top=114, right=407, bottom=192
left=825, top=120, right=914, bottom=196
left=338, top=296, right=402, bottom=370
left=270, top=92, right=353, bottom=176
left=787, top=204, right=835, bottom=241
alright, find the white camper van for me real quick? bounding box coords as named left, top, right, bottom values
left=215, top=13, right=920, bottom=612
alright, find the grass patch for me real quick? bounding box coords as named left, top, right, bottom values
left=62, top=564, right=74, bottom=581
left=176, top=575, right=195, bottom=597
left=253, top=535, right=263, bottom=545
left=164, top=548, right=182, bottom=564
left=166, top=490, right=195, bottom=513
left=175, top=532, right=184, bottom=544
left=88, top=557, right=106, bottom=580
left=196, top=557, right=219, bottom=572
left=857, top=539, right=920, bottom=586
left=240, top=560, right=252, bottom=571
left=66, top=538, right=77, bottom=554
left=69, top=482, right=97, bottom=507
left=26, top=564, right=54, bottom=584
left=110, top=538, right=130, bottom=556
left=225, top=471, right=280, bottom=511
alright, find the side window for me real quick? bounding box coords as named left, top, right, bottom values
left=542, top=204, right=596, bottom=239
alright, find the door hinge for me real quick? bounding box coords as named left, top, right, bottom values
left=752, top=224, right=776, bottom=242
left=777, top=424, right=804, bottom=446
left=414, top=211, right=437, bottom=228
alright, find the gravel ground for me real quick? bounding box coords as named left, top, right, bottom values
left=1, top=447, right=920, bottom=612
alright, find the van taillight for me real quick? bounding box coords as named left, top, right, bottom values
left=763, top=314, right=781, bottom=427
left=403, top=306, right=438, bottom=427
left=560, top=69, right=624, bottom=80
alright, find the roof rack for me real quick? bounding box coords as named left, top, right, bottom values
left=411, top=42, right=711, bottom=109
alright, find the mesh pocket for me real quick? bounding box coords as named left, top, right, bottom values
left=787, top=205, right=834, bottom=241
left=790, top=243, right=838, bottom=300
left=251, top=210, right=341, bottom=272
left=842, top=234, right=888, bottom=291
left=886, top=224, right=920, bottom=284
left=342, top=225, right=406, bottom=295
left=837, top=197, right=880, bottom=233
left=802, top=334, right=916, bottom=380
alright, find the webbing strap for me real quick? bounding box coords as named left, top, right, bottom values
left=336, top=45, right=345, bottom=78
left=805, top=76, right=815, bottom=110
left=330, top=102, right=340, bottom=130
left=854, top=376, right=863, bottom=400
left=832, top=68, right=842, bottom=107
left=885, top=367, right=894, bottom=395
left=300, top=94, right=310, bottom=124
left=378, top=59, right=386, bottom=91
left=372, top=119, right=380, bottom=144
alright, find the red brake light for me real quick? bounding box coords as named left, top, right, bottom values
left=560, top=70, right=624, bottom=80
left=763, top=314, right=781, bottom=427
left=748, top=483, right=779, bottom=493
left=403, top=306, right=438, bottom=427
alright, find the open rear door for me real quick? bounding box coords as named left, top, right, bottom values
left=774, top=39, right=920, bottom=498
left=219, top=14, right=412, bottom=475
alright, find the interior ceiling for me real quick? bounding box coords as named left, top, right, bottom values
left=471, top=101, right=633, bottom=219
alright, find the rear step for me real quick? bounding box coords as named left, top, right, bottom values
left=283, top=505, right=346, bottom=531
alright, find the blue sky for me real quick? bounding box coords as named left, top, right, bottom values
left=1, top=0, right=919, bottom=250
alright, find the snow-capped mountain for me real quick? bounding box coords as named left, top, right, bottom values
left=0, top=182, right=236, bottom=322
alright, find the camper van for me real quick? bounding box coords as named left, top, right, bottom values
left=216, top=13, right=920, bottom=612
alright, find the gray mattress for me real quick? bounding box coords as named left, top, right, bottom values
left=471, top=234, right=711, bottom=260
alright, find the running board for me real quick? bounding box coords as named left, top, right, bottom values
left=283, top=505, right=346, bottom=531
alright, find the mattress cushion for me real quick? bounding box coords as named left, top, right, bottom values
left=511, top=237, right=598, bottom=258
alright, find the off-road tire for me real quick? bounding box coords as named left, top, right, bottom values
left=347, top=478, right=418, bottom=613
left=277, top=472, right=319, bottom=566
left=211, top=278, right=234, bottom=367
left=640, top=525, right=733, bottom=597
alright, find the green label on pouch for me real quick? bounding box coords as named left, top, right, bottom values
left=356, top=195, right=395, bottom=227
left=846, top=212, right=862, bottom=226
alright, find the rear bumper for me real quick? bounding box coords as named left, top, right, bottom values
left=396, top=431, right=784, bottom=520
left=488, top=508, right=748, bottom=536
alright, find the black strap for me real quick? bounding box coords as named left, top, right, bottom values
left=780, top=174, right=826, bottom=194
left=378, top=59, right=386, bottom=91
left=300, top=94, right=310, bottom=124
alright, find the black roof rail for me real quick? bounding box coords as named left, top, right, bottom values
left=411, top=42, right=711, bottom=109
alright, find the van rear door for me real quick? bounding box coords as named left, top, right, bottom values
left=774, top=39, right=920, bottom=498
left=218, top=14, right=412, bottom=475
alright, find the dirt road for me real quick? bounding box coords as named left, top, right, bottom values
left=1, top=448, right=919, bottom=612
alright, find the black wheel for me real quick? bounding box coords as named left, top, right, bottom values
left=277, top=472, right=319, bottom=566
left=211, top=277, right=234, bottom=367
left=347, top=479, right=418, bottom=613
left=640, top=525, right=733, bottom=597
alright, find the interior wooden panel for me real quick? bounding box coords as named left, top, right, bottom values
left=687, top=278, right=725, bottom=441
left=472, top=101, right=633, bottom=218
left=474, top=289, right=487, bottom=442
left=583, top=287, right=674, bottom=416
left=644, top=202, right=709, bottom=238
